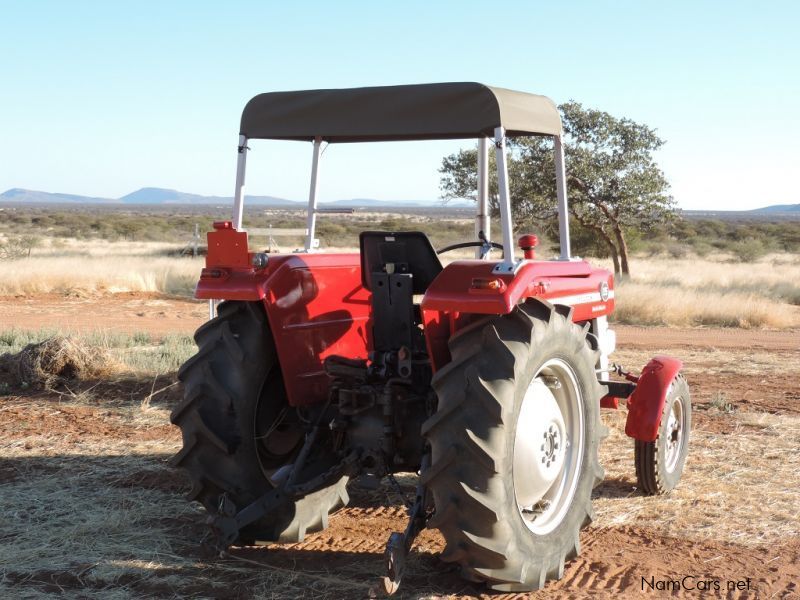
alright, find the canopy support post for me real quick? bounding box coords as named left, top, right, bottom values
left=476, top=137, right=490, bottom=258
left=232, top=135, right=248, bottom=230
left=492, top=127, right=517, bottom=273
left=554, top=134, right=572, bottom=260
left=304, top=136, right=323, bottom=252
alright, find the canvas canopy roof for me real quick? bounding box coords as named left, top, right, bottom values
left=239, top=82, right=562, bottom=142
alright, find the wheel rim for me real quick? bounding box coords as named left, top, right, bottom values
left=254, top=373, right=304, bottom=481
left=513, top=358, right=585, bottom=535
left=664, top=394, right=685, bottom=473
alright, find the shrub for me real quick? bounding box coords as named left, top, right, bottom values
left=666, top=242, right=689, bottom=259
left=689, top=241, right=714, bottom=257
left=728, top=237, right=768, bottom=262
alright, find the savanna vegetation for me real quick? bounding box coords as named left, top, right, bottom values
left=0, top=204, right=798, bottom=328
left=1, top=204, right=799, bottom=261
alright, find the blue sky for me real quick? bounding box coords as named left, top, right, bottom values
left=1, top=1, right=798, bottom=210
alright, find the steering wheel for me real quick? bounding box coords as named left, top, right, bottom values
left=437, top=240, right=504, bottom=257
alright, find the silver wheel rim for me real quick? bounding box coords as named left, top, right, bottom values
left=664, top=395, right=685, bottom=473
left=513, top=358, right=585, bottom=535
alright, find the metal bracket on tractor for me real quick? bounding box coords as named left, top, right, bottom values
left=382, top=453, right=432, bottom=595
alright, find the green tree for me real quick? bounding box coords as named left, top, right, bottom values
left=439, top=101, right=676, bottom=276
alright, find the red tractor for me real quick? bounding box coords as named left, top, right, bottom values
left=171, top=83, right=691, bottom=593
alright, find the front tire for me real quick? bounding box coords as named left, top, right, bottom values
left=421, top=300, right=606, bottom=591
left=635, top=375, right=691, bottom=495
left=170, top=301, right=348, bottom=543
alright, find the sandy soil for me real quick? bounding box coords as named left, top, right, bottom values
left=1, top=291, right=798, bottom=346
left=0, top=292, right=208, bottom=336
left=1, top=292, right=799, bottom=599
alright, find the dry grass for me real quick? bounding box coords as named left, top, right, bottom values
left=2, top=237, right=799, bottom=329
left=595, top=410, right=800, bottom=544
left=602, top=252, right=800, bottom=328
left=0, top=402, right=203, bottom=599
left=0, top=330, right=196, bottom=385
left=0, top=336, right=118, bottom=389
left=613, top=282, right=799, bottom=328
left=0, top=239, right=201, bottom=296
left=0, top=255, right=201, bottom=297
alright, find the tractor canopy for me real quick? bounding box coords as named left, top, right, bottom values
left=239, top=82, right=563, bottom=142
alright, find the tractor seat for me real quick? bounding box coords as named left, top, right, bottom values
left=359, top=231, right=442, bottom=294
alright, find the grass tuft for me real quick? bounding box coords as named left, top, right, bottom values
left=709, top=391, right=735, bottom=414
left=0, top=336, right=117, bottom=389
left=0, top=329, right=196, bottom=386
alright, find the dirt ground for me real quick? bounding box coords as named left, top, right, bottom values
left=1, top=293, right=799, bottom=599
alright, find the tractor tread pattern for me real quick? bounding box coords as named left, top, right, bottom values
left=634, top=374, right=690, bottom=495
left=422, top=299, right=606, bottom=590
left=170, top=300, right=348, bottom=543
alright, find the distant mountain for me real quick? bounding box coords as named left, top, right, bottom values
left=751, top=203, right=800, bottom=213
left=1, top=186, right=465, bottom=208
left=321, top=198, right=447, bottom=208
left=119, top=187, right=203, bottom=204
left=0, top=188, right=115, bottom=203
left=2, top=187, right=793, bottom=212
left=119, top=187, right=296, bottom=206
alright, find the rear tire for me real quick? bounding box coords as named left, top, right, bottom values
left=635, top=375, right=691, bottom=495
left=422, top=299, right=606, bottom=591
left=170, top=300, right=348, bottom=543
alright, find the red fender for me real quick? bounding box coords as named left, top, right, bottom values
left=625, top=356, right=684, bottom=442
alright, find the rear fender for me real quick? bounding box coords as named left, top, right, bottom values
left=421, top=259, right=611, bottom=316
left=421, top=259, right=614, bottom=372
left=625, top=356, right=684, bottom=442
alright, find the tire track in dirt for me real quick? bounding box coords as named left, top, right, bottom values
left=232, top=516, right=799, bottom=598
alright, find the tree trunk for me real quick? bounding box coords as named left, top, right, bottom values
left=572, top=211, right=621, bottom=276
left=612, top=224, right=630, bottom=277
left=609, top=244, right=621, bottom=275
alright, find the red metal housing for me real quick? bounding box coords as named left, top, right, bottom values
left=420, top=259, right=614, bottom=372
left=196, top=226, right=617, bottom=406
left=624, top=356, right=684, bottom=442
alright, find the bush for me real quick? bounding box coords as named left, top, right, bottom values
left=689, top=240, right=714, bottom=257
left=728, top=238, right=767, bottom=262
left=0, top=236, right=41, bottom=260
left=666, top=242, right=689, bottom=259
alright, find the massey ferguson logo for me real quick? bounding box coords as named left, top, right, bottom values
left=599, top=281, right=610, bottom=302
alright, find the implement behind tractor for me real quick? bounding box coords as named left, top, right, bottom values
left=170, top=83, right=691, bottom=593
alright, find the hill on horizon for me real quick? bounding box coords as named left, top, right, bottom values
left=751, top=203, right=800, bottom=213
left=0, top=187, right=456, bottom=207
left=2, top=187, right=795, bottom=213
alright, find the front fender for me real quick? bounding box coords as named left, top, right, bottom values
left=625, top=356, right=684, bottom=442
